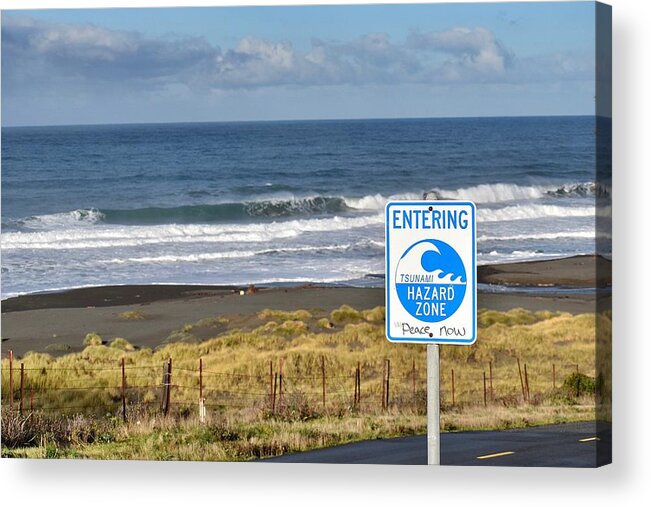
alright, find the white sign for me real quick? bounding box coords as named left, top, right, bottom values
left=385, top=200, right=476, bottom=345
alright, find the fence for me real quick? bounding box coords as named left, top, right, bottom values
left=0, top=350, right=589, bottom=421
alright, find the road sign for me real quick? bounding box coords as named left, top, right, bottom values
left=385, top=200, right=476, bottom=345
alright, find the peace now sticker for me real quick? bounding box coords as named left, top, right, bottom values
left=385, top=201, right=477, bottom=345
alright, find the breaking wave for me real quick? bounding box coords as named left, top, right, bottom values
left=3, top=181, right=607, bottom=232
left=424, top=181, right=609, bottom=203
left=1, top=214, right=385, bottom=251
left=477, top=204, right=600, bottom=222
left=6, top=193, right=422, bottom=231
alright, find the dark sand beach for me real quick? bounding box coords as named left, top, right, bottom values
left=1, top=255, right=611, bottom=358
left=477, top=254, right=611, bottom=288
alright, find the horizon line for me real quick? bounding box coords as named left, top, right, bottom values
left=1, top=113, right=595, bottom=129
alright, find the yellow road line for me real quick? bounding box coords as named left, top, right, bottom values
left=578, top=437, right=600, bottom=442
left=477, top=451, right=515, bottom=460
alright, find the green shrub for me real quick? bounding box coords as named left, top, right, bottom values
left=562, top=372, right=596, bottom=397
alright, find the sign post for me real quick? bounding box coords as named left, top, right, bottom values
left=385, top=200, right=476, bottom=465
left=427, top=344, right=440, bottom=465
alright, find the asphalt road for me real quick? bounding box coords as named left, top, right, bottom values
left=261, top=422, right=611, bottom=467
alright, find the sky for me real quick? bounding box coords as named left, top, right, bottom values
left=1, top=2, right=597, bottom=126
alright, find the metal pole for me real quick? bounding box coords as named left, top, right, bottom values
left=427, top=344, right=440, bottom=465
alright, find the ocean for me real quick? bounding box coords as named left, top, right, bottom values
left=1, top=116, right=610, bottom=298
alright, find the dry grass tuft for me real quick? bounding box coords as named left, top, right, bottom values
left=118, top=311, right=147, bottom=321
left=83, top=332, right=103, bottom=346
left=109, top=338, right=135, bottom=351
left=362, top=306, right=385, bottom=323
left=330, top=305, right=362, bottom=324
left=258, top=309, right=312, bottom=321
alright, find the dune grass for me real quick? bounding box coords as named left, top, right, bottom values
left=83, top=332, right=103, bottom=346
left=1, top=306, right=609, bottom=460
left=109, top=337, right=135, bottom=351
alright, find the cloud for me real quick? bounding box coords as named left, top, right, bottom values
left=2, top=16, right=216, bottom=82
left=408, top=27, right=513, bottom=79
left=2, top=15, right=592, bottom=97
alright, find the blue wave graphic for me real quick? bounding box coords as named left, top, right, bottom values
left=400, top=239, right=467, bottom=283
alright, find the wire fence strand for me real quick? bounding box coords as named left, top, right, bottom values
left=1, top=354, right=594, bottom=418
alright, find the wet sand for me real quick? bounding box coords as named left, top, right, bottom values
left=1, top=255, right=610, bottom=358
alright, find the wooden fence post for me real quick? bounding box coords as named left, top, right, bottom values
left=352, top=363, right=357, bottom=406
left=489, top=361, right=494, bottom=401
left=19, top=363, right=25, bottom=416
left=278, top=359, right=284, bottom=412
left=8, top=351, right=13, bottom=411
left=166, top=358, right=172, bottom=415
left=381, top=360, right=387, bottom=410
left=160, top=361, right=167, bottom=413
left=451, top=368, right=455, bottom=406
left=269, top=360, right=273, bottom=405
left=517, top=358, right=526, bottom=402
left=199, top=358, right=203, bottom=401
left=355, top=362, right=361, bottom=406
left=483, top=371, right=487, bottom=407
left=385, top=359, right=391, bottom=409
left=161, top=358, right=172, bottom=416
left=272, top=372, right=278, bottom=414
left=199, top=358, right=205, bottom=423
left=278, top=372, right=283, bottom=412
left=524, top=363, right=530, bottom=402
left=321, top=356, right=326, bottom=409
left=412, top=358, right=417, bottom=397
left=121, top=358, right=126, bottom=423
